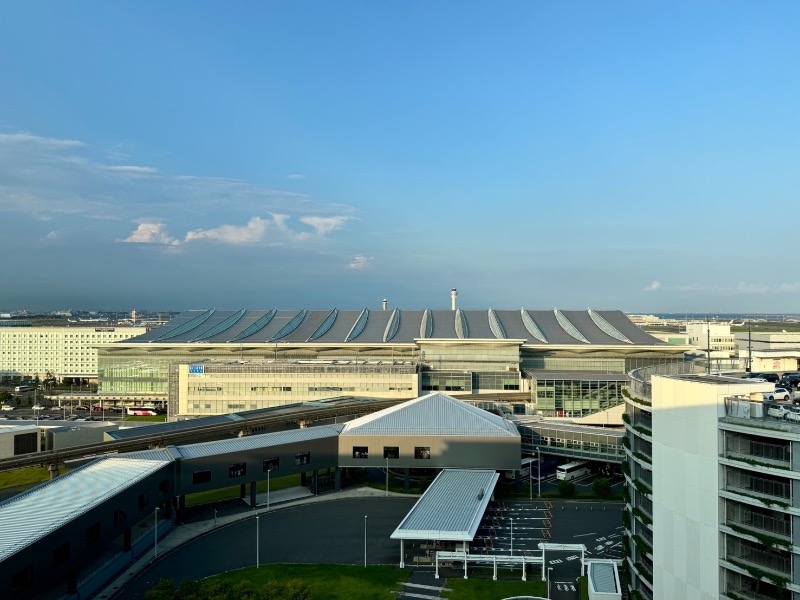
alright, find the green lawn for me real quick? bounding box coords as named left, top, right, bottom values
left=442, top=575, right=548, bottom=599
left=0, top=467, right=69, bottom=489
left=186, top=474, right=302, bottom=507
left=214, top=564, right=410, bottom=599
left=123, top=415, right=167, bottom=422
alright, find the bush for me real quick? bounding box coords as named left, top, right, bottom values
left=557, top=480, right=576, bottom=498
left=592, top=477, right=612, bottom=499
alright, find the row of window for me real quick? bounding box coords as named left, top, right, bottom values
left=191, top=453, right=308, bottom=484
left=351, top=446, right=430, bottom=460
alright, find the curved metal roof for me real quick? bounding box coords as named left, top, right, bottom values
left=124, top=308, right=666, bottom=347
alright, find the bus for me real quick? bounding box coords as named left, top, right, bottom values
left=14, top=385, right=35, bottom=393
left=126, top=406, right=159, bottom=416
left=556, top=460, right=591, bottom=481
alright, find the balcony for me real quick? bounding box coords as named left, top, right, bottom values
left=725, top=468, right=790, bottom=505
left=726, top=502, right=791, bottom=541
left=726, top=536, right=791, bottom=577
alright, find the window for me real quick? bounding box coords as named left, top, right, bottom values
left=113, top=508, right=127, bottom=526
left=414, top=447, right=431, bottom=460
left=229, top=463, right=247, bottom=478
left=295, top=451, right=311, bottom=466
left=13, top=432, right=37, bottom=456
left=263, top=457, right=279, bottom=472
left=193, top=469, right=212, bottom=484
left=352, top=446, right=369, bottom=459
left=384, top=446, right=399, bottom=459
left=138, top=493, right=149, bottom=509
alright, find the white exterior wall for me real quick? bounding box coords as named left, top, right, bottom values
left=0, top=327, right=146, bottom=379
left=684, top=322, right=736, bottom=357
left=650, top=376, right=762, bottom=599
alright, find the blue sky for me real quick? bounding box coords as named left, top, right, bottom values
left=1, top=1, right=799, bottom=313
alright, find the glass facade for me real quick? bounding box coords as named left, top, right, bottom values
left=533, top=377, right=625, bottom=418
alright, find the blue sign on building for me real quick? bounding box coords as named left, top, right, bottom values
left=189, top=365, right=205, bottom=375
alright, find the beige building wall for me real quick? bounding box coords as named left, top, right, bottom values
left=175, top=362, right=420, bottom=416
left=0, top=326, right=147, bottom=380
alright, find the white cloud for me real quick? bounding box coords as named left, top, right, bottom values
left=123, top=223, right=180, bottom=246
left=185, top=217, right=269, bottom=245
left=643, top=281, right=662, bottom=292
left=103, top=165, right=158, bottom=176
left=300, top=216, right=350, bottom=236
left=348, top=254, right=373, bottom=270
left=0, top=132, right=84, bottom=149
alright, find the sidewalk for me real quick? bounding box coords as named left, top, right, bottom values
left=91, top=485, right=418, bottom=600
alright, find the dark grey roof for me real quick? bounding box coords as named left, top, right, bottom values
left=123, top=309, right=667, bottom=347
left=176, top=424, right=343, bottom=459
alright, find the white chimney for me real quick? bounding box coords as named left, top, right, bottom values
left=382, top=298, right=388, bottom=311
left=451, top=288, right=458, bottom=311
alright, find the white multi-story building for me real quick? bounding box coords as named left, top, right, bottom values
left=685, top=321, right=737, bottom=360
left=625, top=364, right=798, bottom=600
left=0, top=326, right=146, bottom=381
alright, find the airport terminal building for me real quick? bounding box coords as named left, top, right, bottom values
left=96, top=306, right=689, bottom=419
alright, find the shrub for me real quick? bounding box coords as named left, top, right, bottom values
left=558, top=480, right=576, bottom=498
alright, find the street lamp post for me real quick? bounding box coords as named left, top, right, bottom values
left=214, top=508, right=218, bottom=527
left=256, top=515, right=260, bottom=568
left=154, top=507, right=160, bottom=558
left=510, top=517, right=513, bottom=556
left=547, top=567, right=553, bottom=599
left=267, top=468, right=271, bottom=511
left=364, top=515, right=368, bottom=567
left=385, top=457, right=389, bottom=497
left=537, top=448, right=541, bottom=498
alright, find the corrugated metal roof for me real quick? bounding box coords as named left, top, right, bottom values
left=176, top=424, right=343, bottom=459
left=0, top=456, right=171, bottom=562
left=589, top=561, right=619, bottom=593
left=107, top=415, right=234, bottom=440
left=124, top=309, right=666, bottom=347
left=523, top=370, right=629, bottom=382
left=340, top=392, right=520, bottom=437
left=391, top=469, right=499, bottom=541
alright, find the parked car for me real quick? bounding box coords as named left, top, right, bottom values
left=74, top=405, right=89, bottom=411
left=747, top=377, right=768, bottom=383
left=764, top=388, right=792, bottom=401
left=780, top=374, right=800, bottom=389
left=31, top=404, right=45, bottom=410
left=786, top=407, right=800, bottom=423
left=767, top=404, right=790, bottom=419
left=1, top=405, right=14, bottom=411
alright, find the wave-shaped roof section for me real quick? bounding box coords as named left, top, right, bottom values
left=558, top=310, right=623, bottom=344
left=454, top=309, right=468, bottom=339
left=153, top=309, right=215, bottom=342
left=126, top=311, right=200, bottom=342
left=586, top=309, right=632, bottom=344
left=270, top=309, right=308, bottom=341
left=383, top=309, right=401, bottom=343
left=312, top=310, right=364, bottom=342
left=521, top=310, right=579, bottom=344
left=191, top=309, right=247, bottom=342
left=230, top=310, right=276, bottom=342
left=239, top=310, right=303, bottom=342
left=345, top=309, right=369, bottom=342
left=461, top=310, right=494, bottom=339
left=428, top=311, right=458, bottom=338
left=306, top=309, right=338, bottom=342
left=275, top=310, right=328, bottom=342
left=352, top=309, right=392, bottom=343
left=554, top=309, right=590, bottom=343
left=488, top=309, right=506, bottom=339
left=419, top=309, right=433, bottom=338
left=520, top=309, right=548, bottom=342
left=595, top=310, right=667, bottom=345
left=394, top=310, right=424, bottom=342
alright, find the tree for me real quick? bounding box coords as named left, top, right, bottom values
left=592, top=477, right=612, bottom=499
left=558, top=480, right=576, bottom=498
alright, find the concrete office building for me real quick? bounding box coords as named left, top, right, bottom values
left=0, top=325, right=146, bottom=382
left=624, top=364, right=800, bottom=600
left=735, top=331, right=800, bottom=373
left=97, top=307, right=688, bottom=418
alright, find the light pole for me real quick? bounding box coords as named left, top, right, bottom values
left=214, top=508, right=218, bottom=527
left=154, top=507, right=160, bottom=558
left=364, top=515, right=368, bottom=567
left=547, top=567, right=553, bottom=598
left=537, top=448, right=541, bottom=498
left=510, top=517, right=513, bottom=556
left=267, top=468, right=271, bottom=511
left=256, top=515, right=260, bottom=568
left=385, top=457, right=389, bottom=497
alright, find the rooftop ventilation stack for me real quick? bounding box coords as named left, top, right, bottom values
left=451, top=288, right=458, bottom=312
